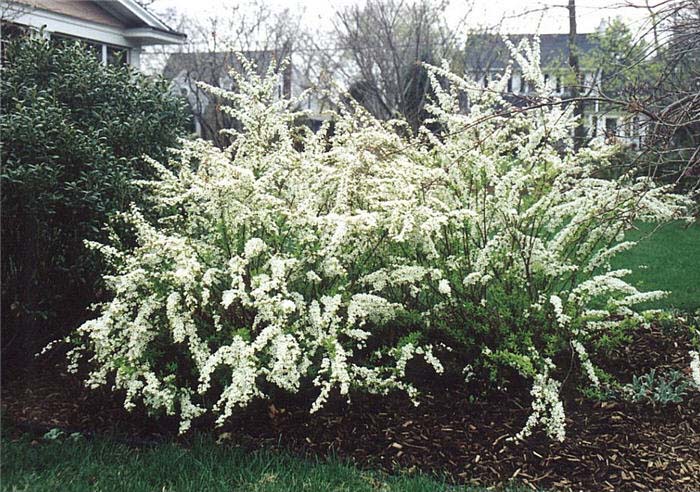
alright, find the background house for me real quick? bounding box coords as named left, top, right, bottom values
left=163, top=49, right=331, bottom=145
left=462, top=32, right=644, bottom=147
left=0, top=0, right=185, bottom=68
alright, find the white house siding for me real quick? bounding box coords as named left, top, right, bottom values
left=12, top=0, right=126, bottom=28
left=1, top=0, right=184, bottom=70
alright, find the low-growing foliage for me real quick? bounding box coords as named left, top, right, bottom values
left=64, top=41, right=697, bottom=440
left=625, top=368, right=690, bottom=406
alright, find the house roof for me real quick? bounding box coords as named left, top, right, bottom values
left=8, top=0, right=186, bottom=45
left=463, top=33, right=598, bottom=72
left=100, top=1, right=174, bottom=32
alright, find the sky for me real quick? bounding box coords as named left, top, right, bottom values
left=149, top=0, right=653, bottom=35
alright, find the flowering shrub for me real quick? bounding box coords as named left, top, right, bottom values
left=67, top=43, right=694, bottom=439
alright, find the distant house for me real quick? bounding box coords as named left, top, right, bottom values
left=163, top=50, right=331, bottom=145
left=0, top=0, right=185, bottom=69
left=463, top=32, right=643, bottom=147
left=163, top=50, right=291, bottom=143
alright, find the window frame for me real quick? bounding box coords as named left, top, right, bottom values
left=50, top=32, right=130, bottom=66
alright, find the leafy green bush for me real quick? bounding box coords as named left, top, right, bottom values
left=66, top=45, right=696, bottom=440
left=0, top=36, right=189, bottom=360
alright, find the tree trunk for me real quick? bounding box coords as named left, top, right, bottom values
left=568, top=0, right=586, bottom=149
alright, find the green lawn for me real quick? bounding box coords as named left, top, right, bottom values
left=611, top=221, right=700, bottom=311
left=0, top=433, right=529, bottom=492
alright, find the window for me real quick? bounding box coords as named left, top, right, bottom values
left=277, top=73, right=284, bottom=99
left=605, top=117, right=618, bottom=135
left=591, top=115, right=598, bottom=138
left=1, top=21, right=28, bottom=62
left=506, top=76, right=512, bottom=93
left=555, top=76, right=561, bottom=93
left=106, top=45, right=128, bottom=66
left=51, top=33, right=129, bottom=66
left=52, top=34, right=101, bottom=62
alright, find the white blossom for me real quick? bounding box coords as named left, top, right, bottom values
left=438, top=279, right=452, bottom=296
left=690, top=351, right=700, bottom=390
left=244, top=237, right=267, bottom=258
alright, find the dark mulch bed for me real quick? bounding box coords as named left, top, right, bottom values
left=2, top=323, right=699, bottom=491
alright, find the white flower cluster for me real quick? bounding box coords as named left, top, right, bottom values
left=690, top=351, right=700, bottom=390
left=66, top=44, right=691, bottom=439
left=571, top=340, right=600, bottom=387
left=515, top=360, right=566, bottom=442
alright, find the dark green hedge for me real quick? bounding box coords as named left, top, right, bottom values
left=1, top=36, right=189, bottom=364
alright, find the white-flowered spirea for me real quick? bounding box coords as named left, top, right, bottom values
left=690, top=351, right=700, bottom=390
left=549, top=295, right=570, bottom=328
left=438, top=279, right=452, bottom=296
left=62, top=45, right=691, bottom=440
left=571, top=340, right=600, bottom=387
left=244, top=237, right=267, bottom=259
left=517, top=367, right=566, bottom=442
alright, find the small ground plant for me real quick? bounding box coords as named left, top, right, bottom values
left=63, top=40, right=697, bottom=440
left=625, top=368, right=690, bottom=405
